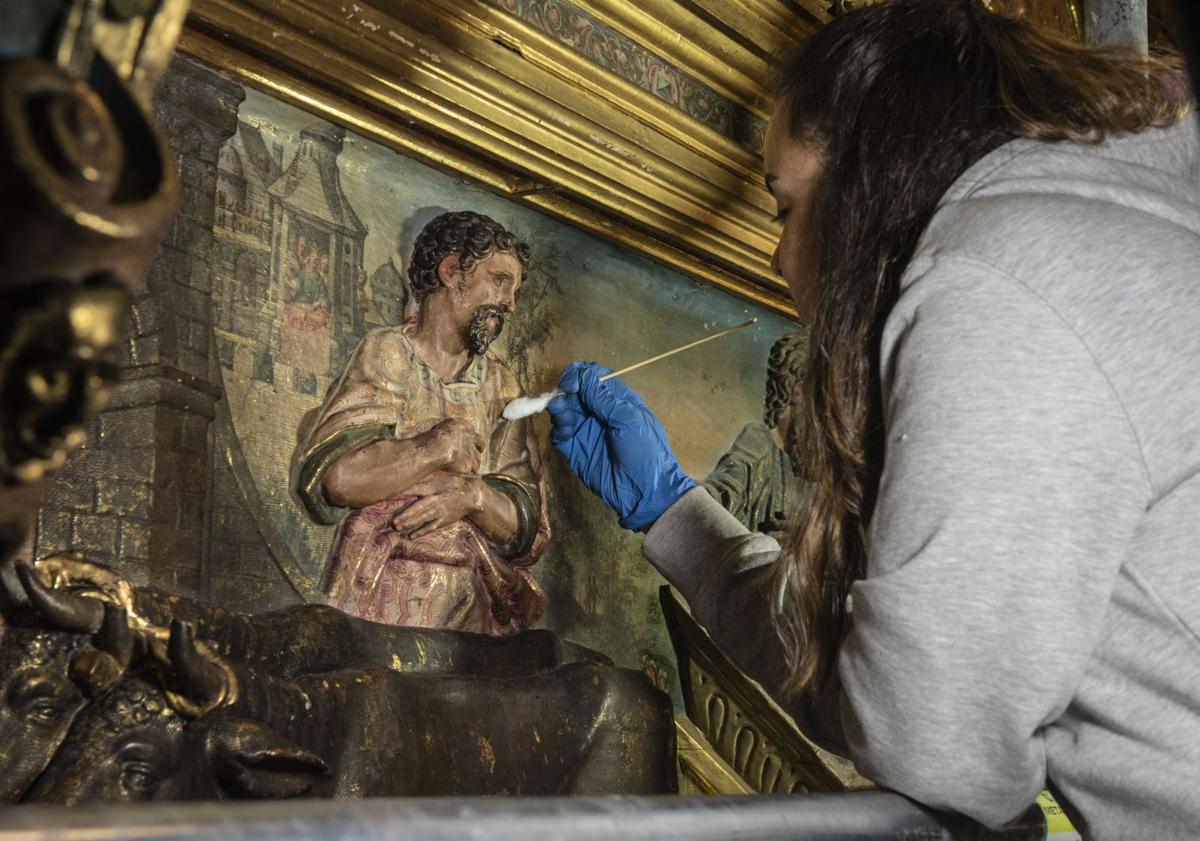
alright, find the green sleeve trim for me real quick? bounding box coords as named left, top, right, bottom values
left=295, top=423, right=394, bottom=525
left=482, top=473, right=538, bottom=559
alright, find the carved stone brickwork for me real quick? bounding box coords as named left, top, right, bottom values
left=35, top=56, right=301, bottom=610
left=207, top=418, right=303, bottom=611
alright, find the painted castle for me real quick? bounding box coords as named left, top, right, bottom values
left=213, top=120, right=409, bottom=396
left=211, top=118, right=409, bottom=577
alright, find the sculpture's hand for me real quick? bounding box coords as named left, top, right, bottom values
left=391, top=473, right=484, bottom=539
left=422, top=418, right=483, bottom=475
left=548, top=362, right=695, bottom=531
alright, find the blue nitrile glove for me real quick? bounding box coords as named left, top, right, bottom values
left=547, top=362, right=696, bottom=531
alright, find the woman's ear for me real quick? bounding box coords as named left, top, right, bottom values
left=436, top=253, right=463, bottom=290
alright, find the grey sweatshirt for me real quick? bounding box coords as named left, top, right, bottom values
left=643, top=116, right=1200, bottom=840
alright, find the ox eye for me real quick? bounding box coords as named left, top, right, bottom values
left=27, top=701, right=62, bottom=723
left=121, top=763, right=159, bottom=795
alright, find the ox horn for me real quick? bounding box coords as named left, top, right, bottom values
left=69, top=603, right=140, bottom=697
left=164, top=620, right=237, bottom=718
left=96, top=602, right=135, bottom=667
left=16, top=562, right=103, bottom=633
left=69, top=649, right=124, bottom=698
left=0, top=561, right=24, bottom=608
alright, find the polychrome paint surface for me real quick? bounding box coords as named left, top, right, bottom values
left=212, top=86, right=799, bottom=706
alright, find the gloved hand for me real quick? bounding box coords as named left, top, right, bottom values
left=548, top=362, right=695, bottom=531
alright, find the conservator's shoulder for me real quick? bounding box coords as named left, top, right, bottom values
left=920, top=124, right=1200, bottom=282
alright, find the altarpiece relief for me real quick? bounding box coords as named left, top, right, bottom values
left=209, top=87, right=796, bottom=674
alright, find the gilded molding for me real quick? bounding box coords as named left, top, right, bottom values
left=984, top=0, right=1083, bottom=38
left=496, top=0, right=768, bottom=148
left=674, top=716, right=755, bottom=795
left=442, top=0, right=766, bottom=184
left=837, top=0, right=1083, bottom=41
left=562, top=0, right=826, bottom=124
left=180, top=0, right=797, bottom=316
left=662, top=587, right=871, bottom=795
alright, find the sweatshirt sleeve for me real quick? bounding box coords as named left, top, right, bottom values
left=642, top=487, right=848, bottom=749
left=643, top=485, right=780, bottom=632
left=840, top=258, right=1150, bottom=826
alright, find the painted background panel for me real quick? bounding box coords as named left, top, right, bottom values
left=213, top=85, right=796, bottom=703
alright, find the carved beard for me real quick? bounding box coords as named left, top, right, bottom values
left=464, top=305, right=506, bottom=356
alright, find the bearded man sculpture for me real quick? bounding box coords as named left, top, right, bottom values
left=291, top=212, right=549, bottom=634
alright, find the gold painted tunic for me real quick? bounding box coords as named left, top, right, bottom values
left=291, top=324, right=548, bottom=634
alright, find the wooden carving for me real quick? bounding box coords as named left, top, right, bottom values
left=661, top=586, right=871, bottom=795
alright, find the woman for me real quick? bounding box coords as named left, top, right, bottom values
left=547, top=2, right=1199, bottom=838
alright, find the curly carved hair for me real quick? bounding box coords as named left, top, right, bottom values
left=763, top=331, right=810, bottom=429
left=0, top=627, right=85, bottom=668
left=407, top=211, right=531, bottom=304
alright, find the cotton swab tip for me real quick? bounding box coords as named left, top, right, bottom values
left=502, top=389, right=564, bottom=421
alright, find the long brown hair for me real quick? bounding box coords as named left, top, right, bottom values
left=772, top=0, right=1188, bottom=696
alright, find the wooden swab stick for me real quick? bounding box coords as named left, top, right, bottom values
left=598, top=318, right=757, bottom=381
left=502, top=318, right=758, bottom=421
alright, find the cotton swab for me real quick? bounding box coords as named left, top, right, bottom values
left=501, top=319, right=757, bottom=422
left=501, top=392, right=563, bottom=421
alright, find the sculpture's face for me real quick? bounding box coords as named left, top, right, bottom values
left=452, top=250, right=524, bottom=355
left=0, top=280, right=128, bottom=484
left=770, top=402, right=797, bottom=454
left=0, top=278, right=128, bottom=570
left=0, top=628, right=87, bottom=802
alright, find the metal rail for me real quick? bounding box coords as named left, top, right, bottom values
left=0, top=793, right=1048, bottom=841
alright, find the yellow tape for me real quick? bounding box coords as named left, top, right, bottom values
left=1037, top=790, right=1081, bottom=840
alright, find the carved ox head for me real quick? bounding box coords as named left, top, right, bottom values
left=27, top=621, right=327, bottom=803
left=0, top=625, right=89, bottom=801
left=0, top=565, right=133, bottom=801
left=26, top=680, right=326, bottom=803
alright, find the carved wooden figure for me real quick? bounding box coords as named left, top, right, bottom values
left=291, top=212, right=550, bottom=635
left=702, top=331, right=812, bottom=539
